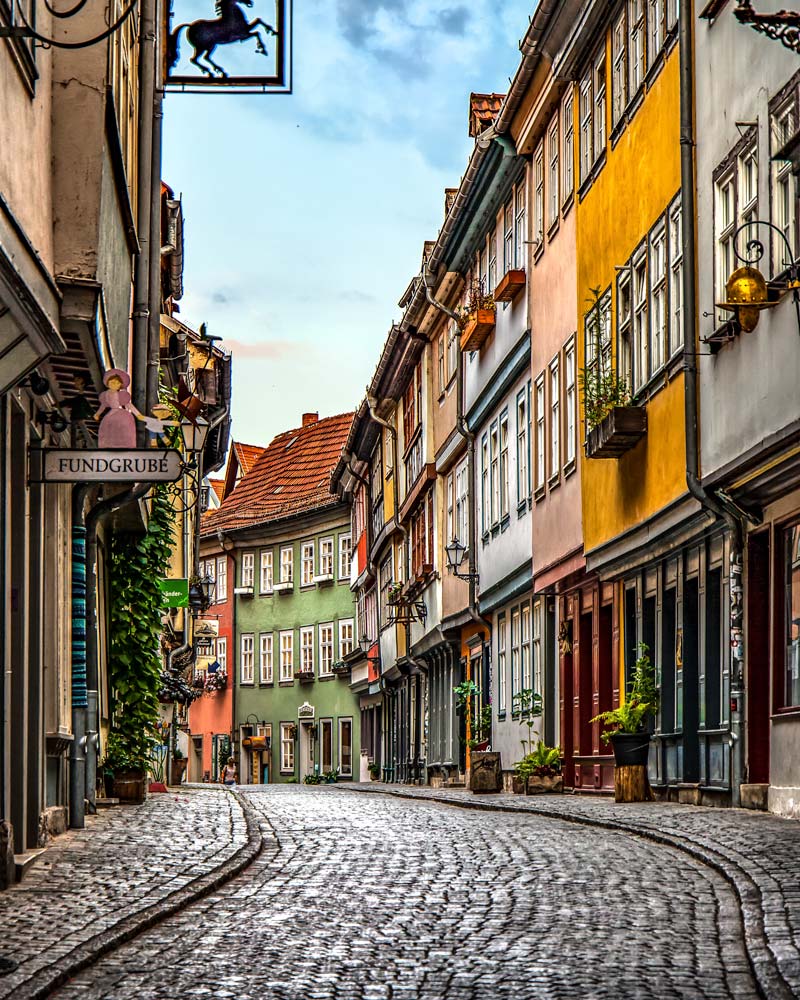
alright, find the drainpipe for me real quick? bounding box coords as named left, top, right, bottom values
left=147, top=72, right=164, bottom=416
left=679, top=0, right=745, bottom=806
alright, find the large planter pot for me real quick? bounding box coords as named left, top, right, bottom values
left=526, top=774, right=563, bottom=795
left=469, top=751, right=502, bottom=794
left=585, top=406, right=647, bottom=459
left=610, top=731, right=650, bottom=767
left=169, top=759, right=188, bottom=785
left=113, top=770, right=146, bottom=804
left=511, top=775, right=526, bottom=795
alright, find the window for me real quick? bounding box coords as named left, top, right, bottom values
left=511, top=608, right=521, bottom=706
left=739, top=142, right=758, bottom=229
left=499, top=412, right=509, bottom=520
left=612, top=8, right=628, bottom=128
left=547, top=117, right=560, bottom=229
left=533, top=142, right=545, bottom=250
left=515, top=182, right=527, bottom=269
left=339, top=618, right=354, bottom=658
left=668, top=199, right=683, bottom=356
left=503, top=199, right=514, bottom=273
left=549, top=359, right=560, bottom=478
left=339, top=534, right=351, bottom=581
left=279, top=630, right=294, bottom=682
left=562, top=89, right=574, bottom=202
left=446, top=470, right=455, bottom=546
left=629, top=0, right=645, bottom=95
left=533, top=601, right=543, bottom=696
left=403, top=361, right=422, bottom=450
left=217, top=637, right=227, bottom=673
left=785, top=524, right=800, bottom=707
left=410, top=491, right=434, bottom=577
left=490, top=422, right=500, bottom=525
left=584, top=291, right=612, bottom=409
left=320, top=719, right=333, bottom=772
left=259, top=633, right=273, bottom=684
left=772, top=95, right=798, bottom=271
left=260, top=550, right=273, bottom=593
left=319, top=623, right=334, bottom=675
left=447, top=322, right=458, bottom=383
left=715, top=170, right=736, bottom=321
left=319, top=536, right=334, bottom=577
left=280, top=546, right=293, bottom=584
left=633, top=252, right=648, bottom=392
left=593, top=50, right=606, bottom=158
left=488, top=228, right=497, bottom=293
left=216, top=556, right=227, bottom=601
left=579, top=73, right=593, bottom=183
left=497, top=612, right=507, bottom=713
left=535, top=377, right=545, bottom=491
left=300, top=626, right=314, bottom=675
left=481, top=435, right=490, bottom=534
left=379, top=554, right=393, bottom=628
left=240, top=633, right=254, bottom=685
left=437, top=333, right=445, bottom=393
left=241, top=552, right=254, bottom=589
left=647, top=0, right=665, bottom=69
left=521, top=603, right=532, bottom=692
left=300, top=542, right=314, bottom=586
left=617, top=268, right=633, bottom=390
left=280, top=723, right=294, bottom=773
left=649, top=224, right=667, bottom=375
left=339, top=718, right=353, bottom=777
left=455, top=457, right=468, bottom=550
left=565, top=341, right=577, bottom=467
left=516, top=390, right=529, bottom=506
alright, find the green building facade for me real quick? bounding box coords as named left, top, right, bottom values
left=232, top=504, right=360, bottom=783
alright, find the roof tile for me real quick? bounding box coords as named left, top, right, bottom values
left=468, top=92, right=506, bottom=137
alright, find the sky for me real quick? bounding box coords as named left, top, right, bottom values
left=163, top=0, right=536, bottom=449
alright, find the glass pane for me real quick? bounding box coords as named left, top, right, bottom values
left=787, top=525, right=800, bottom=706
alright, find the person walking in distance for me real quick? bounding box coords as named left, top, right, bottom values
left=221, top=757, right=237, bottom=786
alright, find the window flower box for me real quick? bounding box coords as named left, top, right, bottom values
left=585, top=406, right=647, bottom=459
left=294, top=669, right=315, bottom=684
left=460, top=307, right=496, bottom=352
left=494, top=269, right=525, bottom=302
left=273, top=581, right=293, bottom=594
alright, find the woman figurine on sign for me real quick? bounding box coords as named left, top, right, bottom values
left=93, top=369, right=145, bottom=448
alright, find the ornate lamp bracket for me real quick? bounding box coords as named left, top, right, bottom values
left=734, top=2, right=800, bottom=55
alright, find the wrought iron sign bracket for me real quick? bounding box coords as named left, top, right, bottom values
left=734, top=2, right=800, bottom=55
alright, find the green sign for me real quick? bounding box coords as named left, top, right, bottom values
left=160, top=578, right=189, bottom=608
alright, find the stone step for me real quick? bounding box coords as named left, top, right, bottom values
left=96, top=798, right=120, bottom=808
left=14, top=848, right=46, bottom=882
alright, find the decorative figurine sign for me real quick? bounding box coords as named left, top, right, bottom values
left=166, top=0, right=292, bottom=94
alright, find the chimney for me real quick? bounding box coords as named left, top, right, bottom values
left=302, top=412, right=319, bottom=427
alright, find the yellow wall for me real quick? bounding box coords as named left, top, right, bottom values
left=577, top=44, right=686, bottom=555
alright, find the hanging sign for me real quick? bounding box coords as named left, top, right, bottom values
left=166, top=0, right=292, bottom=94
left=39, top=449, right=183, bottom=482
left=160, top=579, right=189, bottom=607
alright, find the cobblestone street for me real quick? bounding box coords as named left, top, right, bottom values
left=47, top=786, right=759, bottom=1000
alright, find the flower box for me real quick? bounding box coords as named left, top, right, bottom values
left=585, top=405, right=647, bottom=459
left=295, top=669, right=315, bottom=684
left=494, top=269, right=525, bottom=302
left=460, top=308, right=496, bottom=352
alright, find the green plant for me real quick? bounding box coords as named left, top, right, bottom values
left=591, top=643, right=658, bottom=743
left=454, top=679, right=479, bottom=713
left=579, top=287, right=631, bottom=430
left=216, top=736, right=231, bottom=778
left=322, top=768, right=339, bottom=784
left=512, top=688, right=543, bottom=756
left=514, top=741, right=562, bottom=779
left=303, top=773, right=321, bottom=785
left=108, top=484, right=177, bottom=772
left=368, top=762, right=381, bottom=778
left=455, top=278, right=495, bottom=327
left=467, top=704, right=493, bottom=749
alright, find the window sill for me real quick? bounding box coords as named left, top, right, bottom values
left=561, top=190, right=574, bottom=218
left=318, top=673, right=335, bottom=682
left=482, top=531, right=491, bottom=546
left=547, top=217, right=560, bottom=242
left=259, top=590, right=274, bottom=597
left=562, top=458, right=577, bottom=480
left=548, top=473, right=561, bottom=492
left=517, top=500, right=528, bottom=517
left=644, top=48, right=667, bottom=91
left=533, top=485, right=546, bottom=503
left=402, top=424, right=422, bottom=462
left=577, top=149, right=606, bottom=202
left=279, top=680, right=294, bottom=687
left=240, top=683, right=254, bottom=688
left=259, top=681, right=274, bottom=688
left=500, top=514, right=511, bottom=533
left=497, top=711, right=507, bottom=722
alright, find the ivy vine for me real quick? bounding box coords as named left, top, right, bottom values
left=107, top=484, right=177, bottom=770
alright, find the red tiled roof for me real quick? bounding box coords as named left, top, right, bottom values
left=234, top=441, right=265, bottom=477
left=208, top=479, right=224, bottom=502
left=202, top=412, right=353, bottom=536
left=468, top=92, right=505, bottom=137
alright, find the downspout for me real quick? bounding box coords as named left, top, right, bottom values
left=132, top=0, right=157, bottom=422
left=679, top=0, right=745, bottom=806
left=84, top=481, right=152, bottom=813
left=147, top=56, right=164, bottom=416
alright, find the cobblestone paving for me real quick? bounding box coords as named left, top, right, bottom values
left=54, top=786, right=757, bottom=1000
left=345, top=784, right=800, bottom=998
left=0, top=787, right=247, bottom=999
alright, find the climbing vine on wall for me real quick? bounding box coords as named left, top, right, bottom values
left=108, top=485, right=176, bottom=769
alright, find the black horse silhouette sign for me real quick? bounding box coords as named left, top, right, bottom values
left=166, top=0, right=290, bottom=91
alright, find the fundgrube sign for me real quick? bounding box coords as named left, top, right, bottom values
left=40, top=449, right=183, bottom=483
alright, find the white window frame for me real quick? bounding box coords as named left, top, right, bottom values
left=514, top=182, right=527, bottom=269
left=319, top=536, right=334, bottom=578
left=300, top=626, right=314, bottom=675
left=241, top=551, right=254, bottom=589
left=647, top=0, right=665, bottom=69
left=240, top=633, right=254, bottom=685
left=497, top=612, right=507, bottom=714
left=579, top=72, right=593, bottom=184
left=260, top=549, right=273, bottom=593
left=533, top=141, right=545, bottom=250
left=280, top=723, right=294, bottom=773
left=771, top=97, right=798, bottom=272
left=216, top=556, right=227, bottom=601
left=490, top=421, right=500, bottom=526
left=339, top=618, right=354, bottom=659
left=503, top=198, right=514, bottom=273
left=455, top=457, right=468, bottom=550
left=511, top=608, right=521, bottom=706
left=593, top=50, right=606, bottom=159
left=521, top=603, right=532, bottom=692
left=481, top=434, right=490, bottom=535
left=535, top=377, right=545, bottom=492
left=533, top=601, right=542, bottom=696
left=565, top=340, right=577, bottom=468
left=338, top=717, right=353, bottom=777
left=562, top=89, right=574, bottom=204
left=279, top=629, right=294, bottom=682
left=516, top=389, right=529, bottom=507
left=216, top=636, right=227, bottom=673
left=338, top=533, right=351, bottom=581
left=499, top=411, right=509, bottom=520
left=259, top=632, right=273, bottom=684
left=629, top=0, right=645, bottom=95
left=549, top=358, right=560, bottom=479
left=280, top=545, right=293, bottom=584
left=319, top=622, right=334, bottom=676
left=301, top=541, right=315, bottom=586
left=668, top=197, right=684, bottom=357
left=547, top=115, right=559, bottom=230
left=633, top=250, right=648, bottom=392
left=488, top=228, right=497, bottom=294
left=612, top=8, right=628, bottom=128
left=649, top=222, right=667, bottom=376
left=617, top=267, right=633, bottom=391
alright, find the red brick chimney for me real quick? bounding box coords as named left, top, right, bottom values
left=302, top=412, right=319, bottom=427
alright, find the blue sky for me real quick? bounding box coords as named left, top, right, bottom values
left=163, top=0, right=535, bottom=448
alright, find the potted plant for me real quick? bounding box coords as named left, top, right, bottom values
left=457, top=279, right=496, bottom=352
left=102, top=732, right=150, bottom=804
left=514, top=741, right=563, bottom=794
left=368, top=762, right=381, bottom=781
left=387, top=582, right=403, bottom=605
left=170, top=745, right=188, bottom=785
left=467, top=705, right=492, bottom=752
left=591, top=644, right=657, bottom=768
left=321, top=767, right=339, bottom=784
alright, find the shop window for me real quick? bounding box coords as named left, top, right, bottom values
left=784, top=524, right=800, bottom=708
left=660, top=588, right=677, bottom=733
left=705, top=568, right=723, bottom=729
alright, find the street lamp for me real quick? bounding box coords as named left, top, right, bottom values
left=180, top=415, right=210, bottom=454
left=445, top=537, right=479, bottom=583
left=359, top=634, right=381, bottom=665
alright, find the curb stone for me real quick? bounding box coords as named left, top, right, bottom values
left=339, top=784, right=792, bottom=1000
left=15, top=789, right=265, bottom=1000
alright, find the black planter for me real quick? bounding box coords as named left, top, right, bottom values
left=610, top=731, right=650, bottom=767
